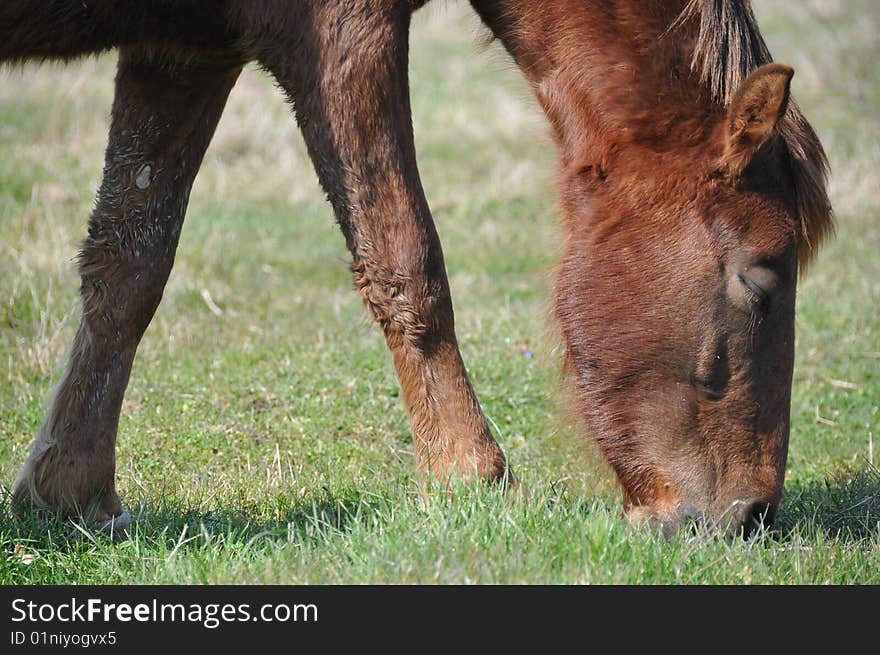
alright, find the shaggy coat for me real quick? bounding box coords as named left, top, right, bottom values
left=2, top=0, right=831, bottom=537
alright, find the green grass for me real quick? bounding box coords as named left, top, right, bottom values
left=1, top=1, right=878, bottom=584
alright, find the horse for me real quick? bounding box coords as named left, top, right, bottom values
left=2, top=0, right=832, bottom=538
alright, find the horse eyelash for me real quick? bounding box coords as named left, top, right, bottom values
left=744, top=287, right=763, bottom=308
left=738, top=274, right=770, bottom=313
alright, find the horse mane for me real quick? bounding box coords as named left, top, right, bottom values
left=675, top=0, right=833, bottom=268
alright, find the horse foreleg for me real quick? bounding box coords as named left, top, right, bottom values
left=256, top=4, right=511, bottom=487
left=11, top=50, right=241, bottom=526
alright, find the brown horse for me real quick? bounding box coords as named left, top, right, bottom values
left=2, top=0, right=831, bottom=538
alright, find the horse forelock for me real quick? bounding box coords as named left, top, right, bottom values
left=674, top=0, right=833, bottom=269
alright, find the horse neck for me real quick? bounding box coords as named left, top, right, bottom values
left=469, top=0, right=719, bottom=176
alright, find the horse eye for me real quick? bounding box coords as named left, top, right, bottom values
left=738, top=274, right=769, bottom=312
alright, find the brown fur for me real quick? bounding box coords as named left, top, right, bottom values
left=11, top=48, right=241, bottom=522
left=3, top=1, right=830, bottom=537
left=472, top=0, right=831, bottom=534
left=675, top=0, right=832, bottom=266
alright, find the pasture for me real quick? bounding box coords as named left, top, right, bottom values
left=1, top=0, right=878, bottom=584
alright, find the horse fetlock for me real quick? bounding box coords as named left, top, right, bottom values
left=12, top=437, right=122, bottom=524
left=419, top=430, right=511, bottom=487
left=412, top=398, right=509, bottom=478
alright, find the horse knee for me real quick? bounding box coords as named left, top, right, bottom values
left=77, top=239, right=172, bottom=341
left=352, top=257, right=452, bottom=351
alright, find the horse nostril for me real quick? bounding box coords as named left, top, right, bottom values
left=661, top=503, right=705, bottom=539
left=729, top=499, right=775, bottom=538
left=678, top=503, right=702, bottom=524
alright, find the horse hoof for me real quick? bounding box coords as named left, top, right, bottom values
left=97, top=510, right=132, bottom=541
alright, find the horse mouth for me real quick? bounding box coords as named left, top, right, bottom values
left=628, top=499, right=776, bottom=539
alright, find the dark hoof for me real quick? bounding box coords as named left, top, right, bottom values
left=95, top=510, right=132, bottom=542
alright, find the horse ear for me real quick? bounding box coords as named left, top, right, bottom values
left=721, top=63, right=794, bottom=175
